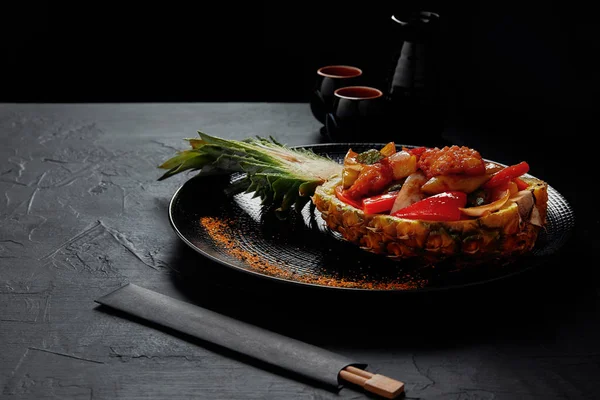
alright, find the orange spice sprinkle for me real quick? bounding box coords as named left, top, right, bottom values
left=200, top=216, right=428, bottom=290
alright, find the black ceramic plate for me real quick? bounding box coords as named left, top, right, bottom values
left=168, top=143, right=575, bottom=292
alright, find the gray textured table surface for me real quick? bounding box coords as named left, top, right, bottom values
left=1, top=103, right=596, bottom=399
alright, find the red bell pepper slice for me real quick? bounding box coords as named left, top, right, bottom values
left=335, top=186, right=363, bottom=209
left=513, top=177, right=529, bottom=190
left=362, top=191, right=399, bottom=215
left=391, top=191, right=467, bottom=221
left=483, top=161, right=529, bottom=189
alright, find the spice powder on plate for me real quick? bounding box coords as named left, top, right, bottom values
left=199, top=216, right=428, bottom=290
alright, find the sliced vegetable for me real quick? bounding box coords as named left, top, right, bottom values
left=514, top=177, right=529, bottom=190
left=390, top=171, right=427, bottom=214
left=342, top=168, right=360, bottom=189
left=343, top=149, right=360, bottom=166
left=483, top=161, right=529, bottom=189
left=510, top=189, right=534, bottom=219
left=362, top=191, right=399, bottom=215
left=490, top=180, right=518, bottom=201
left=459, top=189, right=510, bottom=217
left=421, top=173, right=491, bottom=195
left=379, top=142, right=396, bottom=157
left=392, top=191, right=467, bottom=221
left=342, top=149, right=363, bottom=188
left=335, top=186, right=363, bottom=209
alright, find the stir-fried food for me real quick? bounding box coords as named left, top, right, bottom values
left=333, top=143, right=538, bottom=222
left=314, top=142, right=547, bottom=264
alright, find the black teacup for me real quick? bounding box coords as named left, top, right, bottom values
left=310, top=65, right=363, bottom=125
left=325, top=86, right=385, bottom=142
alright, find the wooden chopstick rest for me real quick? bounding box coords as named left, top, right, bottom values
left=339, top=365, right=405, bottom=399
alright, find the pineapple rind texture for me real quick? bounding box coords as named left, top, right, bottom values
left=312, top=177, right=548, bottom=265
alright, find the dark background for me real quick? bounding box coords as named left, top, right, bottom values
left=2, top=1, right=597, bottom=160
left=3, top=1, right=597, bottom=105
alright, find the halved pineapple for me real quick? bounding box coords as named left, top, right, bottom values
left=313, top=175, right=548, bottom=264
left=158, top=132, right=549, bottom=265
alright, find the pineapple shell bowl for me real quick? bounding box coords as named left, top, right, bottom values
left=313, top=176, right=548, bottom=266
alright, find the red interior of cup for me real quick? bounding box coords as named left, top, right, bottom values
left=317, top=65, right=362, bottom=79
left=334, top=86, right=383, bottom=100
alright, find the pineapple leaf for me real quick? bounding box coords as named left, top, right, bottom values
left=158, top=131, right=343, bottom=214
left=158, top=151, right=213, bottom=181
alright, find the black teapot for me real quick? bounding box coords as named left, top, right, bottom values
left=383, top=10, right=444, bottom=147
